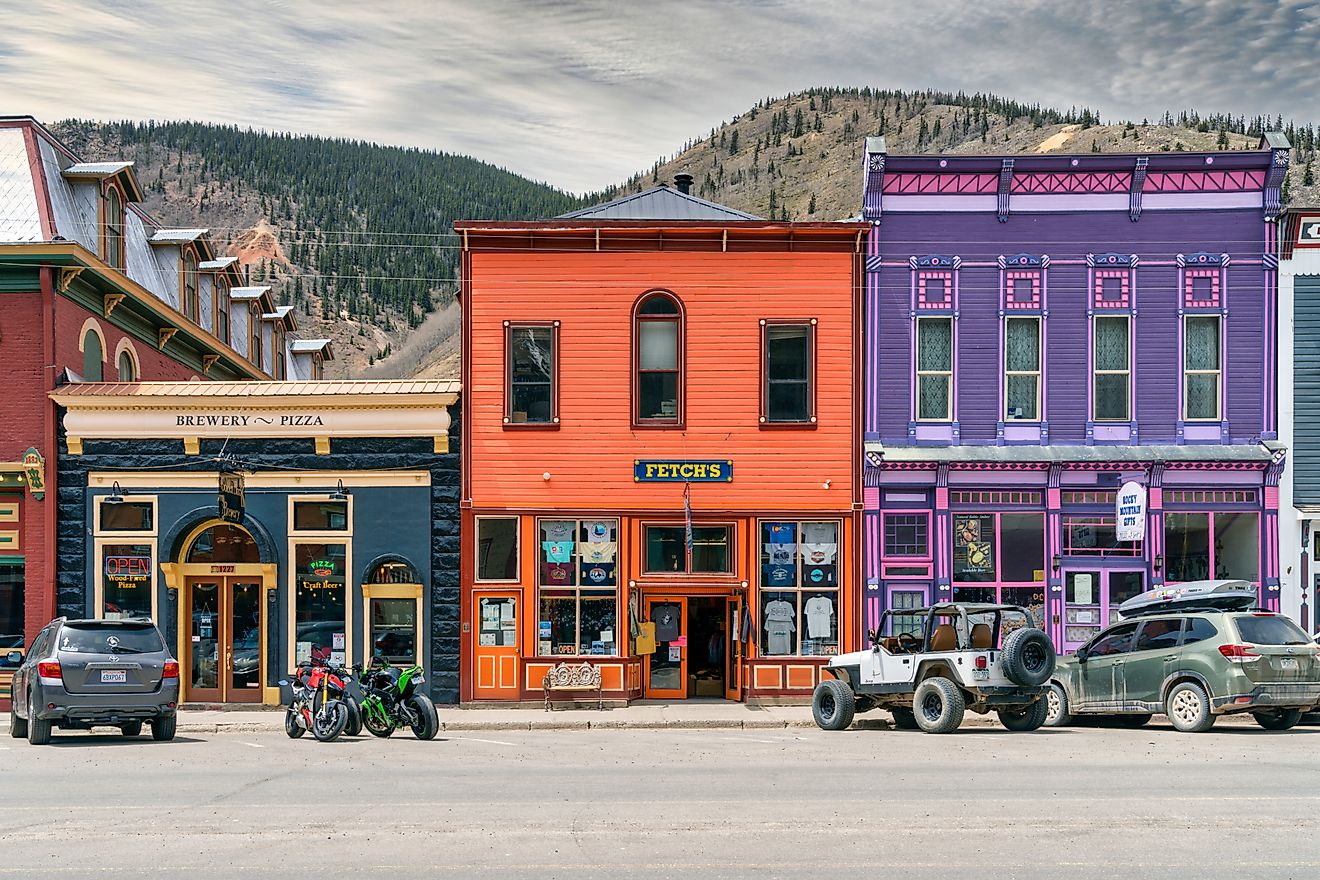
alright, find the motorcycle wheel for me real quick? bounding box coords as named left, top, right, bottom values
left=406, top=694, right=439, bottom=741
left=311, top=700, right=348, bottom=743
left=363, top=706, right=394, bottom=738
left=344, top=698, right=363, bottom=737
left=284, top=709, right=305, bottom=739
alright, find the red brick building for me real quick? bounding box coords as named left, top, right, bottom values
left=0, top=117, right=330, bottom=703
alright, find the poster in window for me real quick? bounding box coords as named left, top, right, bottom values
left=953, top=515, right=994, bottom=578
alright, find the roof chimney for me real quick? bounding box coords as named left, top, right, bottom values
left=674, top=173, right=694, bottom=195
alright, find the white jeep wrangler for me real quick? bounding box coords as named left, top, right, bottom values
left=812, top=602, right=1056, bottom=734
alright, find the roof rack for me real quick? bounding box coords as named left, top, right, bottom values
left=1123, top=603, right=1270, bottom=619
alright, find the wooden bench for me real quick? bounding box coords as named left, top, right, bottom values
left=542, top=662, right=603, bottom=711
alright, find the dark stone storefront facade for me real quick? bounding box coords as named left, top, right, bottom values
left=52, top=382, right=461, bottom=704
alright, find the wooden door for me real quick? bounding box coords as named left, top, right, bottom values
left=185, top=579, right=223, bottom=702
left=644, top=597, right=687, bottom=699
left=226, top=581, right=263, bottom=703
left=724, top=596, right=742, bottom=701
left=473, top=592, right=520, bottom=699
left=185, top=577, right=263, bottom=703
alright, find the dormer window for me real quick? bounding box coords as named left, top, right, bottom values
left=182, top=249, right=199, bottom=322
left=214, top=277, right=230, bottom=344
left=273, top=324, right=286, bottom=380
left=104, top=186, right=125, bottom=270
left=311, top=353, right=323, bottom=380
left=249, top=303, right=263, bottom=369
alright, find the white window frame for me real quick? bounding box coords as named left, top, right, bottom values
left=1092, top=315, right=1131, bottom=422
left=1183, top=314, right=1222, bottom=422
left=1003, top=316, right=1041, bottom=422
left=915, top=316, right=954, bottom=422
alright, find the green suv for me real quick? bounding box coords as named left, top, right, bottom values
left=1045, top=580, right=1320, bottom=732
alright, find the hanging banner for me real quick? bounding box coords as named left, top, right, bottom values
left=218, top=471, right=245, bottom=524
left=1115, top=480, right=1147, bottom=542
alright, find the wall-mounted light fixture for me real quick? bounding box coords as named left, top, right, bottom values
left=1051, top=554, right=1062, bottom=573
left=1154, top=554, right=1164, bottom=573
left=329, top=479, right=349, bottom=502
left=105, top=481, right=125, bottom=504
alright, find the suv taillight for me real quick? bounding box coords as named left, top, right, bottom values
left=37, top=660, right=62, bottom=681
left=1218, top=644, right=1260, bottom=662
left=162, top=661, right=179, bottom=680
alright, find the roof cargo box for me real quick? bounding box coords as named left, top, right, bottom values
left=1117, top=579, right=1257, bottom=618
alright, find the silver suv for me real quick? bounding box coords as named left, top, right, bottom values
left=8, top=618, right=180, bottom=745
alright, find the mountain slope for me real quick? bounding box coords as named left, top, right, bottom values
left=52, top=120, right=584, bottom=376
left=605, top=88, right=1320, bottom=221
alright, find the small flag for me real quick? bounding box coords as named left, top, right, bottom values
left=683, top=481, right=694, bottom=568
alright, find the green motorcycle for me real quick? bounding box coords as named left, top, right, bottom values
left=354, top=660, right=439, bottom=740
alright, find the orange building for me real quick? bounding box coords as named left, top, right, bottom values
left=457, top=180, right=865, bottom=704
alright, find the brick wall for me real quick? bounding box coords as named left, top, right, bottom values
left=55, top=298, right=199, bottom=381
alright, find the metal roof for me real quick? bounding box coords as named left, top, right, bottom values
left=229, top=286, right=271, bottom=299
left=200, top=256, right=239, bottom=270
left=52, top=380, right=459, bottom=397
left=865, top=442, right=1278, bottom=464
left=0, top=128, right=43, bottom=242
left=149, top=228, right=207, bottom=244
left=62, top=161, right=134, bottom=178
left=559, top=184, right=762, bottom=221
left=290, top=339, right=333, bottom=354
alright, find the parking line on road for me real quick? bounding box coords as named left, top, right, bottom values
left=239, top=742, right=264, bottom=749
left=445, top=735, right=517, bottom=746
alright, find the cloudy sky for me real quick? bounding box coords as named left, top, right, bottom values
left=2, top=0, right=1318, bottom=193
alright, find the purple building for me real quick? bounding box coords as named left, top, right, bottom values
left=860, top=135, right=1290, bottom=651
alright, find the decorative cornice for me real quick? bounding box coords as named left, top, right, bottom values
left=998, top=253, right=1049, bottom=269
left=1087, top=252, right=1139, bottom=268
left=102, top=292, right=125, bottom=318
left=910, top=254, right=961, bottom=270
left=1177, top=251, right=1230, bottom=268
left=997, top=159, right=1015, bottom=223
left=1129, top=156, right=1149, bottom=221
left=1264, top=146, right=1290, bottom=221
left=157, top=327, right=178, bottom=350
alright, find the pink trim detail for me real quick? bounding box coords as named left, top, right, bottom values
left=1093, top=270, right=1130, bottom=308
left=1011, top=171, right=1132, bottom=194
left=1143, top=170, right=1266, bottom=193
left=883, top=173, right=998, bottom=195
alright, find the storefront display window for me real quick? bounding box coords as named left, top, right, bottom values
left=1063, top=515, right=1142, bottom=556
left=886, top=588, right=925, bottom=638
left=294, top=542, right=347, bottom=665
left=476, top=517, right=519, bottom=581
left=101, top=542, right=153, bottom=619
left=0, top=562, right=24, bottom=649
left=536, top=518, right=619, bottom=657
left=953, top=512, right=1044, bottom=625
left=644, top=524, right=731, bottom=574
left=759, top=520, right=839, bottom=656
left=370, top=598, right=417, bottom=665
left=1164, top=511, right=1259, bottom=583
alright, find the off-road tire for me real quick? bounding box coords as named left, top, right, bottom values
left=151, top=715, right=177, bottom=742
left=1044, top=681, right=1072, bottom=727
left=997, top=698, right=1049, bottom=731
left=26, top=688, right=51, bottom=745
left=1001, top=628, right=1056, bottom=687
left=9, top=703, right=27, bottom=739
left=120, top=721, right=143, bottom=737
left=407, top=695, right=439, bottom=741
left=1252, top=708, right=1303, bottom=731
left=1165, top=681, right=1215, bottom=733
left=811, top=679, right=856, bottom=731
left=890, top=706, right=920, bottom=730
left=913, top=677, right=965, bottom=734
left=284, top=709, right=305, bottom=739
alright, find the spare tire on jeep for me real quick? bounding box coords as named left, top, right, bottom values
left=1001, top=627, right=1055, bottom=687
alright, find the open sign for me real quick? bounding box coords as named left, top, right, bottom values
left=104, top=555, right=151, bottom=583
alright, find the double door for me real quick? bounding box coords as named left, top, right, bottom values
left=643, top=595, right=742, bottom=700
left=185, top=577, right=263, bottom=703
left=1061, top=569, right=1146, bottom=651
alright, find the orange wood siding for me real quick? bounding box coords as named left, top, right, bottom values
left=468, top=249, right=857, bottom=511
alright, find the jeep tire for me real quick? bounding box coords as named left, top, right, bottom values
left=812, top=679, right=855, bottom=731
left=1001, top=628, right=1056, bottom=687
left=1044, top=681, right=1072, bottom=727
left=890, top=706, right=920, bottom=730
left=913, top=677, right=965, bottom=734
left=1165, top=681, right=1215, bottom=733
left=997, top=697, right=1048, bottom=731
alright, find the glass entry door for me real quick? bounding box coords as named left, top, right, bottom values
left=185, top=578, right=263, bottom=703
left=724, top=596, right=742, bottom=701
left=644, top=597, right=687, bottom=699
left=1062, top=569, right=1146, bottom=651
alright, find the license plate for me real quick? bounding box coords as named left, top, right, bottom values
left=973, top=668, right=990, bottom=681
left=1280, top=658, right=1299, bottom=671
left=100, top=670, right=127, bottom=683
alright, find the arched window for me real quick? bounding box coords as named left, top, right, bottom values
left=82, top=328, right=103, bottom=381
left=185, top=523, right=261, bottom=563
left=633, top=291, right=684, bottom=425
left=182, top=249, right=198, bottom=322
left=105, top=186, right=124, bottom=269
left=117, top=348, right=136, bottom=381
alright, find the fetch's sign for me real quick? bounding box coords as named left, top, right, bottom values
left=634, top=460, right=733, bottom=482
left=1115, top=480, right=1147, bottom=542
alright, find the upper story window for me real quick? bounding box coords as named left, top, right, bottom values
left=249, top=304, right=263, bottom=369
left=181, top=249, right=199, bottom=322
left=214, top=278, right=230, bottom=345
left=1184, top=315, right=1222, bottom=421
left=1092, top=315, right=1130, bottom=422
left=762, top=320, right=815, bottom=424
left=116, top=348, right=136, bottom=381
left=634, top=292, right=683, bottom=426
left=1004, top=317, right=1040, bottom=421
left=81, top=323, right=104, bottom=382
left=104, top=186, right=125, bottom=270
left=273, top=325, right=286, bottom=380
left=505, top=322, right=558, bottom=425
left=916, top=316, right=953, bottom=421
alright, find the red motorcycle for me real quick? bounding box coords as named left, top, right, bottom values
left=280, top=660, right=350, bottom=742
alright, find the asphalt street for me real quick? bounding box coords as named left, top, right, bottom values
left=2, top=722, right=1319, bottom=880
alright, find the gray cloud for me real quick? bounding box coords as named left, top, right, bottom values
left=1, top=0, right=1317, bottom=193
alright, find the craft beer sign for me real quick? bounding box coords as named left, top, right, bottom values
left=1116, top=481, right=1147, bottom=542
